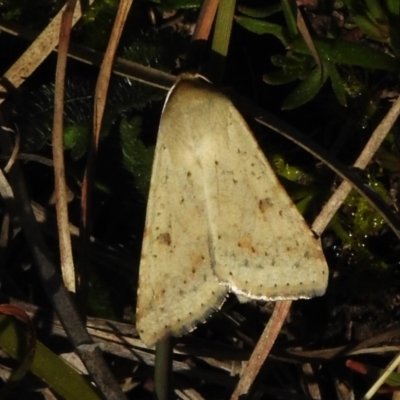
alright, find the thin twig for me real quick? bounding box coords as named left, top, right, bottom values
left=1, top=153, right=53, bottom=166
left=311, top=93, right=400, bottom=236
left=230, top=301, right=292, bottom=400
left=191, top=0, right=220, bottom=41
left=296, top=6, right=321, bottom=70
left=361, top=352, right=400, bottom=399
left=186, top=0, right=220, bottom=72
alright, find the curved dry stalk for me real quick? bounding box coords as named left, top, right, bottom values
left=53, top=0, right=77, bottom=293
left=79, top=0, right=133, bottom=314
left=3, top=127, right=19, bottom=173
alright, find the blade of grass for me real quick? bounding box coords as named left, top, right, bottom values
left=0, top=314, right=102, bottom=400
left=0, top=305, right=36, bottom=398
left=208, top=0, right=236, bottom=83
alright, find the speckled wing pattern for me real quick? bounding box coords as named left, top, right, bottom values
left=136, top=78, right=229, bottom=346
left=136, top=77, right=328, bottom=346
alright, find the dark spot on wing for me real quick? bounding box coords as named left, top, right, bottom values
left=258, top=198, right=271, bottom=214
left=157, top=232, right=171, bottom=245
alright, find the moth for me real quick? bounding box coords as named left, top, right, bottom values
left=136, top=76, right=328, bottom=346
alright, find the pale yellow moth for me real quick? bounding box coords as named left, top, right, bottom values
left=136, top=76, right=328, bottom=346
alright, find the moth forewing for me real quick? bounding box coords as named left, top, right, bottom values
left=136, top=79, right=229, bottom=346
left=196, top=88, right=328, bottom=299
left=136, top=77, right=328, bottom=346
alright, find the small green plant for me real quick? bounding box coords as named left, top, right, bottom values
left=236, top=0, right=399, bottom=109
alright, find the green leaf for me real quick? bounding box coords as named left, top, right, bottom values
left=295, top=195, right=313, bottom=215
left=269, top=53, right=315, bottom=81
left=281, top=0, right=298, bottom=37
left=385, top=0, right=400, bottom=16
left=351, top=13, right=389, bottom=42
left=120, top=116, right=154, bottom=197
left=238, top=4, right=282, bottom=18
left=271, top=53, right=308, bottom=68
left=263, top=69, right=299, bottom=85
left=343, top=0, right=389, bottom=41
left=388, top=19, right=400, bottom=58
left=0, top=316, right=101, bottom=400
left=64, top=125, right=89, bottom=160
left=376, top=149, right=400, bottom=172
left=155, top=0, right=202, bottom=10
left=365, top=0, right=387, bottom=22
left=282, top=66, right=328, bottom=109
left=324, top=60, right=347, bottom=106
left=291, top=36, right=398, bottom=71
left=235, top=16, right=291, bottom=45
left=212, top=0, right=235, bottom=59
